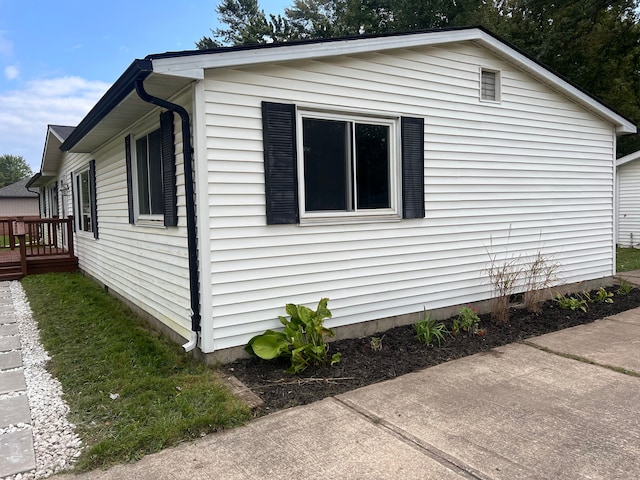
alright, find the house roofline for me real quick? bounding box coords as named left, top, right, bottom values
left=60, top=26, right=636, bottom=153
left=617, top=149, right=640, bottom=167
left=61, top=59, right=153, bottom=151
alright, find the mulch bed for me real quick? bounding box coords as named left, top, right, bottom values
left=223, top=285, right=640, bottom=413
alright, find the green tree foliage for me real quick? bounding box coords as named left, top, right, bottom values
left=0, top=154, right=33, bottom=188
left=196, top=0, right=294, bottom=47
left=199, top=0, right=640, bottom=155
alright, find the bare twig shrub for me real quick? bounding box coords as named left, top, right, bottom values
left=523, top=251, right=560, bottom=313
left=484, top=252, right=523, bottom=323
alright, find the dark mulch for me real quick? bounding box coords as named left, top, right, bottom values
left=224, top=285, right=640, bottom=413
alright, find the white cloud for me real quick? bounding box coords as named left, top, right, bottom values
left=0, top=76, right=110, bottom=170
left=4, top=65, right=19, bottom=80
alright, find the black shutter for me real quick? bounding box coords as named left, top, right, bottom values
left=70, top=173, right=76, bottom=232
left=124, top=135, right=135, bottom=224
left=401, top=117, right=425, bottom=219
left=160, top=111, right=178, bottom=227
left=89, top=160, right=98, bottom=239
left=262, top=101, right=299, bottom=225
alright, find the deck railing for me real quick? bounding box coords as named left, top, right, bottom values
left=0, top=216, right=75, bottom=258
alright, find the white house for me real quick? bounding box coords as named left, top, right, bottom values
left=616, top=150, right=640, bottom=247
left=30, top=27, right=636, bottom=361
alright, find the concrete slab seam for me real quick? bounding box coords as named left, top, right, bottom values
left=521, top=340, right=640, bottom=377
left=333, top=397, right=487, bottom=480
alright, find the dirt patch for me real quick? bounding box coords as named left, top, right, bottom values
left=223, top=286, right=640, bottom=413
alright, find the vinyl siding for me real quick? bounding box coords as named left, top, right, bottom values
left=202, top=41, right=615, bottom=351
left=53, top=91, right=193, bottom=339
left=618, top=159, right=640, bottom=247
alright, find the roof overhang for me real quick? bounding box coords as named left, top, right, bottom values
left=616, top=150, right=640, bottom=167
left=61, top=27, right=637, bottom=156
left=61, top=60, right=197, bottom=153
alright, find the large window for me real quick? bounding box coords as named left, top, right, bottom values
left=261, top=101, right=424, bottom=225
left=299, top=112, right=397, bottom=219
left=135, top=128, right=164, bottom=217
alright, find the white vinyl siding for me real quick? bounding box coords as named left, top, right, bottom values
left=617, top=160, right=640, bottom=247
left=201, top=41, right=615, bottom=352
left=54, top=91, right=193, bottom=339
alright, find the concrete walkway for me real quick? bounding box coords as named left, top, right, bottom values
left=0, top=281, right=35, bottom=479
left=56, top=301, right=640, bottom=479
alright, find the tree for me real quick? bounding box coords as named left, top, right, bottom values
left=197, top=0, right=294, bottom=47
left=0, top=155, right=32, bottom=188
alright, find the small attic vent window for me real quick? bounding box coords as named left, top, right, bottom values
left=480, top=69, right=499, bottom=102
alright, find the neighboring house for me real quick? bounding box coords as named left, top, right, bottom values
left=0, top=178, right=39, bottom=217
left=616, top=150, right=640, bottom=247
left=30, top=27, right=636, bottom=361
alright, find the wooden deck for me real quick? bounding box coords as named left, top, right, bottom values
left=0, top=217, right=78, bottom=281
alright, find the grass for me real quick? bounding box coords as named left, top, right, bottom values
left=617, top=246, right=640, bottom=272
left=21, top=272, right=251, bottom=472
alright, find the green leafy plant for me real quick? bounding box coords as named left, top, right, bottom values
left=414, top=310, right=448, bottom=346
left=592, top=287, right=614, bottom=304
left=617, top=280, right=634, bottom=296
left=554, top=293, right=588, bottom=312
left=452, top=306, right=481, bottom=335
left=370, top=335, right=385, bottom=352
left=245, top=298, right=341, bottom=374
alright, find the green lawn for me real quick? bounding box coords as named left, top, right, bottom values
left=617, top=247, right=640, bottom=272
left=21, top=273, right=250, bottom=472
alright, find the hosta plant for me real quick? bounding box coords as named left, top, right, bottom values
left=245, top=298, right=341, bottom=374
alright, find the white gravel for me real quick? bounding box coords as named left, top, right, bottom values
left=1, top=281, right=82, bottom=480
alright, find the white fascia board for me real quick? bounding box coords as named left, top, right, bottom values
left=616, top=150, right=640, bottom=167
left=150, top=29, right=481, bottom=77
left=151, top=28, right=636, bottom=134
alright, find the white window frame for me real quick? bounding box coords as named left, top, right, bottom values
left=480, top=68, right=501, bottom=103
left=132, top=127, right=164, bottom=224
left=296, top=109, right=401, bottom=224
left=75, top=169, right=93, bottom=234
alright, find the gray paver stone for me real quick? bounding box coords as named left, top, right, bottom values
left=0, top=370, right=26, bottom=394
left=0, top=395, right=31, bottom=427
left=0, top=429, right=36, bottom=478
left=0, top=335, right=20, bottom=352
left=0, top=351, right=22, bottom=370
left=0, top=324, right=18, bottom=336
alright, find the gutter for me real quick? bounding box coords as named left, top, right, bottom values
left=134, top=77, right=202, bottom=352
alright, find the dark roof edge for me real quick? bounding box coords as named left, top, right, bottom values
left=25, top=173, right=41, bottom=189
left=61, top=59, right=154, bottom=151
left=146, top=25, right=481, bottom=60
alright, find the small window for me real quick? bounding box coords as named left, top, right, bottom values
left=480, top=69, right=500, bottom=102
left=135, top=129, right=164, bottom=217
left=298, top=112, right=397, bottom=219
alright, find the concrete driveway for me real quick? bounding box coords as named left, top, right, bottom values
left=57, top=308, right=640, bottom=480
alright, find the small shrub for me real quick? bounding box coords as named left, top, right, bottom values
left=414, top=310, right=448, bottom=346
left=452, top=306, right=481, bottom=335
left=617, top=280, right=633, bottom=296
left=483, top=230, right=523, bottom=324
left=554, top=293, right=588, bottom=313
left=245, top=298, right=341, bottom=374
left=523, top=251, right=560, bottom=313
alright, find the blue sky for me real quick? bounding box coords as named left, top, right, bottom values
left=0, top=0, right=287, bottom=171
